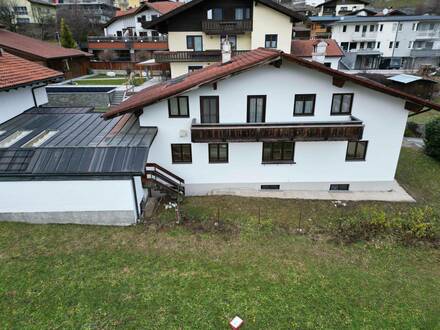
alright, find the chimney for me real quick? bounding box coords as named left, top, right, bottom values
left=221, top=36, right=232, bottom=64
left=312, top=40, right=327, bottom=64
left=0, top=48, right=3, bottom=56
left=382, top=8, right=389, bottom=15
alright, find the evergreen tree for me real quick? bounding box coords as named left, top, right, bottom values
left=59, top=18, right=77, bottom=48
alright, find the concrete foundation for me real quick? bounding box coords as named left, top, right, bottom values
left=0, top=210, right=137, bottom=226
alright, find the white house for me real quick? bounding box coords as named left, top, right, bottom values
left=104, top=48, right=439, bottom=195
left=0, top=49, right=62, bottom=123
left=316, top=0, right=368, bottom=17
left=330, top=15, right=440, bottom=69
left=104, top=1, right=182, bottom=37
left=291, top=39, right=344, bottom=69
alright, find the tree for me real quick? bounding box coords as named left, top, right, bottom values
left=98, top=49, right=117, bottom=70
left=0, top=0, right=18, bottom=32
left=59, top=18, right=77, bottom=48
left=32, top=6, right=56, bottom=40
left=425, top=118, right=440, bottom=161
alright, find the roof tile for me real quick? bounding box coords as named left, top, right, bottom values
left=291, top=39, right=344, bottom=57
left=0, top=51, right=63, bottom=90
left=0, top=28, right=92, bottom=60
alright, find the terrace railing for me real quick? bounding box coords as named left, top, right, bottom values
left=154, top=50, right=249, bottom=63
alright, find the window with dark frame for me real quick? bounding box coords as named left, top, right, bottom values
left=342, top=25, right=347, bottom=32
left=168, top=96, right=189, bottom=117
left=188, top=65, right=203, bottom=73
left=220, top=35, right=237, bottom=50
left=200, top=96, right=219, bottom=123
left=331, top=93, right=353, bottom=115
left=346, top=141, right=368, bottom=161
left=247, top=95, right=266, bottom=123
left=209, top=143, right=228, bottom=163
left=186, top=35, right=203, bottom=51
left=264, top=34, right=278, bottom=48
left=262, top=142, right=295, bottom=163
left=261, top=185, right=280, bottom=190
left=355, top=25, right=360, bottom=32
left=329, top=184, right=349, bottom=191
left=235, top=7, right=250, bottom=20
left=207, top=8, right=222, bottom=20
left=171, top=144, right=192, bottom=163
left=293, top=94, right=315, bottom=116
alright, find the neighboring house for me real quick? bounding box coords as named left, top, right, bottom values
left=307, top=16, right=339, bottom=39
left=103, top=48, right=439, bottom=196
left=291, top=39, right=344, bottom=69
left=88, top=1, right=182, bottom=64
left=0, top=49, right=62, bottom=123
left=55, top=0, right=117, bottom=24
left=331, top=15, right=440, bottom=70
left=0, top=27, right=92, bottom=78
left=11, top=0, right=56, bottom=24
left=316, top=0, right=368, bottom=16
left=0, top=108, right=156, bottom=226
left=143, top=0, right=304, bottom=77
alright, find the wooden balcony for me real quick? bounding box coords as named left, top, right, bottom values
left=201, top=20, right=252, bottom=35
left=154, top=50, right=248, bottom=63
left=191, top=117, right=364, bottom=143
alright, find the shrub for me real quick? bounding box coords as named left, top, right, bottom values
left=326, top=207, right=440, bottom=245
left=425, top=118, right=440, bottom=161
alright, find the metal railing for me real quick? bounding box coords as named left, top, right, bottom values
left=154, top=50, right=249, bottom=62
left=88, top=35, right=168, bottom=43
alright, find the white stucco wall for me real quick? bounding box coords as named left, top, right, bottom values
left=0, top=85, right=48, bottom=124
left=0, top=178, right=144, bottom=225
left=170, top=62, right=214, bottom=78
left=139, top=61, right=409, bottom=194
left=105, top=8, right=161, bottom=36
left=251, top=2, right=292, bottom=53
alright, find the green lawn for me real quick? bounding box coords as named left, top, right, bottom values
left=1, top=148, right=440, bottom=329
left=408, top=97, right=440, bottom=125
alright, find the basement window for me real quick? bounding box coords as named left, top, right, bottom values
left=261, top=185, right=280, bottom=190
left=0, top=131, right=32, bottom=148
left=329, top=184, right=349, bottom=191
left=21, top=130, right=58, bottom=148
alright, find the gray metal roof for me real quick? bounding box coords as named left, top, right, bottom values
left=0, top=107, right=157, bottom=177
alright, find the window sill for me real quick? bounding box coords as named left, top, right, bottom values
left=209, top=161, right=228, bottom=164
left=262, top=161, right=296, bottom=165
left=330, top=113, right=352, bottom=116
left=169, top=115, right=190, bottom=118
left=345, top=159, right=366, bottom=162
left=172, top=162, right=192, bottom=164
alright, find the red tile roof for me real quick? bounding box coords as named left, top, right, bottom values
left=0, top=51, right=63, bottom=90
left=291, top=39, right=344, bottom=57
left=146, top=1, right=183, bottom=14
left=103, top=48, right=440, bottom=119
left=0, top=28, right=92, bottom=60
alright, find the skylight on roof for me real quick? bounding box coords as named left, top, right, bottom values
left=21, top=130, right=58, bottom=148
left=0, top=131, right=32, bottom=148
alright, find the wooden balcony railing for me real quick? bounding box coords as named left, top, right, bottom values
left=154, top=50, right=248, bottom=63
left=191, top=117, right=364, bottom=143
left=201, top=19, right=252, bottom=35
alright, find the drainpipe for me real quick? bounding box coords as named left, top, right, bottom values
left=131, top=176, right=140, bottom=221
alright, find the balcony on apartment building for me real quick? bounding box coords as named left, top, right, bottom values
left=201, top=19, right=253, bottom=35
left=87, top=35, right=168, bottom=51
left=415, top=29, right=440, bottom=39
left=153, top=50, right=248, bottom=63
left=191, top=117, right=364, bottom=143
left=352, top=31, right=378, bottom=41
left=410, top=48, right=440, bottom=57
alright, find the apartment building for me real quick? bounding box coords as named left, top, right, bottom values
left=10, top=0, right=56, bottom=25
left=331, top=15, right=440, bottom=69
left=143, top=0, right=304, bottom=77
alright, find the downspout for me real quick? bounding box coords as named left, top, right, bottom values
left=131, top=176, right=140, bottom=221
left=31, top=83, right=47, bottom=108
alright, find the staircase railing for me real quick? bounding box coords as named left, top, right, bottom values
left=144, top=163, right=185, bottom=196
